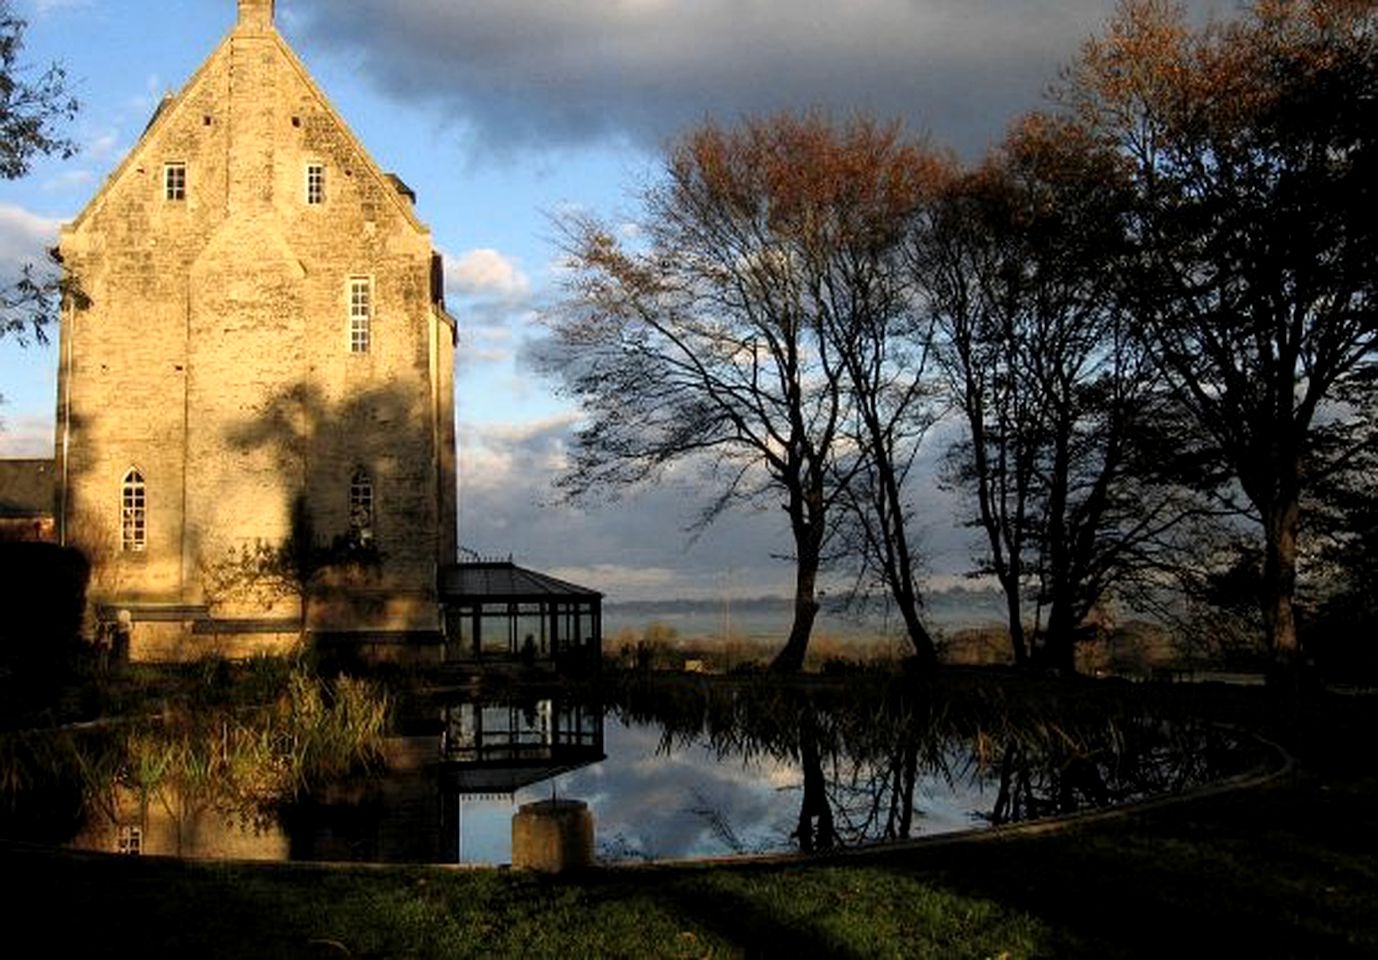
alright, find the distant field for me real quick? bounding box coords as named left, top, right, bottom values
left=604, top=589, right=1010, bottom=647
left=603, top=591, right=1186, bottom=675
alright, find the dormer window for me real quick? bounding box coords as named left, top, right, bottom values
left=164, top=163, right=186, bottom=201
left=306, top=163, right=325, bottom=205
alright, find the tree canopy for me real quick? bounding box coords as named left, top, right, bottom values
left=0, top=0, right=78, bottom=345
left=543, top=115, right=945, bottom=670
left=1058, top=0, right=1378, bottom=663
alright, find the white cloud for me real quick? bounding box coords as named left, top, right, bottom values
left=0, top=414, right=54, bottom=457
left=458, top=413, right=577, bottom=494
left=544, top=563, right=679, bottom=595
left=41, top=169, right=95, bottom=192
left=0, top=203, right=60, bottom=272
left=446, top=248, right=531, bottom=303
left=84, top=129, right=123, bottom=163
left=32, top=0, right=92, bottom=14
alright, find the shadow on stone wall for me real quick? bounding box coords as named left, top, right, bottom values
left=220, top=379, right=442, bottom=632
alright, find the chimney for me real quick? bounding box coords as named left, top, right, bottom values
left=237, top=0, right=274, bottom=31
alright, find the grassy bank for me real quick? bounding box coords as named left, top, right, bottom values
left=3, top=686, right=1375, bottom=959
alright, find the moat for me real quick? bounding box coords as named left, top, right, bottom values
left=0, top=676, right=1265, bottom=865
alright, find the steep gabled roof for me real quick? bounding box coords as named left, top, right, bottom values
left=65, top=18, right=428, bottom=237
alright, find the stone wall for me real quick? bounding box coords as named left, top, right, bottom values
left=55, top=8, right=457, bottom=658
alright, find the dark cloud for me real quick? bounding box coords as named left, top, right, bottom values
left=288, top=0, right=1231, bottom=160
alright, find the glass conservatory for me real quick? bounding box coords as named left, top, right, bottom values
left=440, top=562, right=602, bottom=670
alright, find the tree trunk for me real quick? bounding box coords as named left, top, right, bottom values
left=874, top=444, right=939, bottom=668
left=771, top=542, right=821, bottom=673
left=794, top=714, right=836, bottom=853
left=999, top=572, right=1029, bottom=668
left=1262, top=495, right=1301, bottom=665
left=1041, top=419, right=1076, bottom=674
left=853, top=374, right=940, bottom=668
left=1042, top=600, right=1078, bottom=675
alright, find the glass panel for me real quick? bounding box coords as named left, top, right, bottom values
left=515, top=604, right=544, bottom=658
left=446, top=607, right=475, bottom=658
left=479, top=611, right=511, bottom=657
left=443, top=703, right=478, bottom=756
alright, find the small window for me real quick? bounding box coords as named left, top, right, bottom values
left=121, top=469, right=146, bottom=553
left=116, top=824, right=142, bottom=856
left=164, top=163, right=186, bottom=201
left=349, top=469, right=374, bottom=544
left=306, top=163, right=325, bottom=205
left=349, top=277, right=371, bottom=353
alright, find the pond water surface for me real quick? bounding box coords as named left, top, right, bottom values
left=0, top=678, right=1261, bottom=865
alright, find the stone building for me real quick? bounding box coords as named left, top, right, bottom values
left=53, top=0, right=458, bottom=659
left=0, top=459, right=55, bottom=542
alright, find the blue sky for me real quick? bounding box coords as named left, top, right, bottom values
left=0, top=0, right=1230, bottom=599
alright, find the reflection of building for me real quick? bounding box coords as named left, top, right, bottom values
left=289, top=697, right=604, bottom=864
left=70, top=785, right=290, bottom=861
left=52, top=0, right=457, bottom=659
left=66, top=698, right=604, bottom=865
left=441, top=697, right=603, bottom=766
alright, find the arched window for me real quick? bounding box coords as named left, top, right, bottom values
left=121, top=469, right=146, bottom=552
left=349, top=468, right=374, bottom=544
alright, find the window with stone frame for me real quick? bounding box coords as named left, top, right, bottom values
left=349, top=468, right=374, bottom=545
left=164, top=162, right=186, bottom=201
left=306, top=163, right=325, bottom=205
left=121, top=469, right=146, bottom=553
left=349, top=277, right=371, bottom=353
left=116, top=824, right=142, bottom=856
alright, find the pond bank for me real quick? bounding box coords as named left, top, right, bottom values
left=2, top=687, right=1373, bottom=958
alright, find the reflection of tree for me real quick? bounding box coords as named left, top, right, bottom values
left=793, top=713, right=836, bottom=853
left=613, top=677, right=1251, bottom=852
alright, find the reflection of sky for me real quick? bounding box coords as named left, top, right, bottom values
left=456, top=719, right=1003, bottom=865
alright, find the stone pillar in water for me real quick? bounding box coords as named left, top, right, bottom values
left=511, top=799, right=594, bottom=873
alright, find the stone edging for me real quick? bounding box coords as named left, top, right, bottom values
left=0, top=730, right=1294, bottom=874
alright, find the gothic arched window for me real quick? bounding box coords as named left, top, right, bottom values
left=349, top=469, right=374, bottom=544
left=121, top=469, right=146, bottom=552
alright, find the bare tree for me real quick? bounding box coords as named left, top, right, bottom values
left=1059, top=0, right=1378, bottom=665
left=542, top=115, right=939, bottom=670
left=920, top=116, right=1194, bottom=671
left=811, top=135, right=951, bottom=668
left=1, top=0, right=78, bottom=344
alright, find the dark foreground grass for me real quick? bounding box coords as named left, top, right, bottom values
left=4, top=692, right=1377, bottom=959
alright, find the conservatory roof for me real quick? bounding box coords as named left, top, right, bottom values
left=440, top=562, right=602, bottom=601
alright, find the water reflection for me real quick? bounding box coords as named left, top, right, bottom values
left=604, top=678, right=1257, bottom=855
left=0, top=677, right=1258, bottom=865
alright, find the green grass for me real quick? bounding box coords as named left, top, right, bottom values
left=4, top=757, right=1376, bottom=958
left=4, top=678, right=1375, bottom=959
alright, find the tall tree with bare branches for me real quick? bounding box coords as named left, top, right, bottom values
left=542, top=114, right=941, bottom=670
left=1059, top=0, right=1378, bottom=666
left=920, top=116, right=1193, bottom=672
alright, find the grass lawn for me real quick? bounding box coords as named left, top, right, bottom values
left=3, top=686, right=1375, bottom=959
